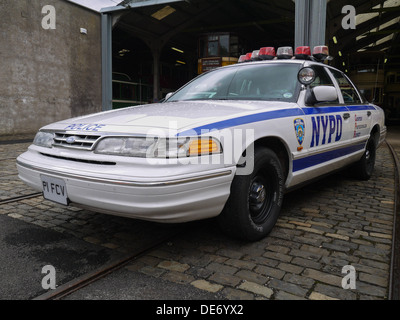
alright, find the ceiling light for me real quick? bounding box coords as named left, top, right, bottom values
left=333, top=36, right=338, bottom=44
left=151, top=6, right=176, bottom=21
left=176, top=60, right=186, bottom=65
left=172, top=47, right=184, bottom=54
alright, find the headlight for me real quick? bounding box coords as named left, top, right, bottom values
left=33, top=131, right=54, bottom=148
left=94, top=137, right=222, bottom=158
left=94, top=137, right=158, bottom=157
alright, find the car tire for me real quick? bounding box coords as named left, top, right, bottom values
left=354, top=135, right=377, bottom=181
left=218, top=147, right=284, bottom=241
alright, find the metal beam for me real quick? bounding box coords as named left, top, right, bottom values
left=309, top=0, right=327, bottom=48
left=295, top=0, right=327, bottom=48
left=365, top=39, right=393, bottom=52
left=295, top=0, right=310, bottom=48
left=125, top=0, right=184, bottom=9
left=343, top=25, right=400, bottom=52
left=335, top=10, right=400, bottom=51
left=101, top=13, right=113, bottom=111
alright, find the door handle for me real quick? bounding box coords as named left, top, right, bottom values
left=343, top=113, right=350, bottom=120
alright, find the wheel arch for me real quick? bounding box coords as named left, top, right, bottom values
left=370, top=124, right=380, bottom=147
left=253, top=136, right=291, bottom=181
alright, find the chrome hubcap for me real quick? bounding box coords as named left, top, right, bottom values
left=365, top=149, right=370, bottom=161
left=250, top=182, right=266, bottom=210
left=249, top=175, right=273, bottom=224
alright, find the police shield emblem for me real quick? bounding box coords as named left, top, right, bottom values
left=294, top=118, right=305, bottom=146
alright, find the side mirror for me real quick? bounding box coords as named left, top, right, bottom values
left=305, top=86, right=338, bottom=105
left=165, top=92, right=174, bottom=101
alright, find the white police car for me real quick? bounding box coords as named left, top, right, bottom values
left=17, top=46, right=386, bottom=241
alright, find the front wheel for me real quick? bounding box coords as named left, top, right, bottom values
left=218, top=147, right=285, bottom=241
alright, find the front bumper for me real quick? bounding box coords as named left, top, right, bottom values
left=16, top=150, right=235, bottom=223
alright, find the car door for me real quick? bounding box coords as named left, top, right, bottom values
left=328, top=68, right=372, bottom=146
left=292, top=64, right=354, bottom=185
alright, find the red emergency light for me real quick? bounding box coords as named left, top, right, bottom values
left=313, top=46, right=330, bottom=61
left=238, top=53, right=253, bottom=63
left=243, top=52, right=253, bottom=62
left=277, top=47, right=293, bottom=59
left=295, top=46, right=311, bottom=60
left=259, top=47, right=276, bottom=60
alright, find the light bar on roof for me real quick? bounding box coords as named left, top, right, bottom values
left=259, top=47, right=276, bottom=60
left=251, top=50, right=261, bottom=61
left=238, top=55, right=247, bottom=63
left=313, top=45, right=330, bottom=61
left=243, top=52, right=252, bottom=62
left=295, top=46, right=311, bottom=60
left=277, top=47, right=293, bottom=59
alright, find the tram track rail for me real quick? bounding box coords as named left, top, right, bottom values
left=0, top=192, right=42, bottom=205
left=33, top=230, right=180, bottom=300
left=0, top=138, right=33, bottom=145
left=386, top=141, right=400, bottom=300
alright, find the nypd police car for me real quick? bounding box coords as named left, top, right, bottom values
left=16, top=46, right=386, bottom=241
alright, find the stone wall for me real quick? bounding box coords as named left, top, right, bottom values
left=0, top=0, right=102, bottom=135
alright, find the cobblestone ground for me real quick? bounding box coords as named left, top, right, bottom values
left=0, top=140, right=396, bottom=300
left=125, top=144, right=396, bottom=300
left=0, top=143, right=40, bottom=201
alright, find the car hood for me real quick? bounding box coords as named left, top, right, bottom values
left=42, top=100, right=298, bottom=136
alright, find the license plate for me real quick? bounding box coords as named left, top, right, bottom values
left=41, top=175, right=69, bottom=205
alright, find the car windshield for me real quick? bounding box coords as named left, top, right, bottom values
left=167, top=63, right=301, bottom=102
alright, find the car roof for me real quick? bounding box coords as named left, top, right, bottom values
left=212, top=58, right=338, bottom=73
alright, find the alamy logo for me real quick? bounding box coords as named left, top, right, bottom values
left=342, top=5, right=356, bottom=30
left=42, top=5, right=56, bottom=30
left=41, top=265, right=56, bottom=290
left=342, top=265, right=356, bottom=290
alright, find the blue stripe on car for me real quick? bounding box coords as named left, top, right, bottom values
left=177, top=108, right=304, bottom=136
left=302, top=105, right=375, bottom=115
left=301, top=106, right=349, bottom=115
left=293, top=143, right=365, bottom=172
left=176, top=105, right=370, bottom=172
left=177, top=105, right=375, bottom=136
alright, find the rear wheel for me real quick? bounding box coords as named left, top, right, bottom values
left=354, top=135, right=377, bottom=180
left=218, top=147, right=284, bottom=241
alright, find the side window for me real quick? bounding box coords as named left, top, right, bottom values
left=311, top=66, right=334, bottom=87
left=330, top=69, right=361, bottom=104
left=310, top=65, right=339, bottom=104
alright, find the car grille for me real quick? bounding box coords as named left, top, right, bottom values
left=53, top=133, right=101, bottom=150
left=41, top=153, right=116, bottom=165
